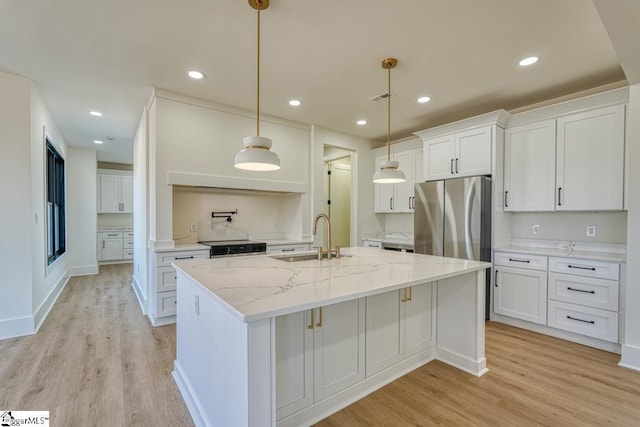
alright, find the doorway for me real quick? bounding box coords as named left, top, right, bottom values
left=323, top=146, right=353, bottom=248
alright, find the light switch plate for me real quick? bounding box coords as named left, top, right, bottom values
left=586, top=225, right=597, bottom=237
left=190, top=223, right=197, bottom=232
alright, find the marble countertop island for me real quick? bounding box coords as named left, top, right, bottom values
left=173, top=246, right=490, bottom=323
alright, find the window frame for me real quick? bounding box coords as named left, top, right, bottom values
left=46, top=137, right=66, bottom=266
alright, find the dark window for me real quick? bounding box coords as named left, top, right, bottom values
left=46, top=139, right=65, bottom=265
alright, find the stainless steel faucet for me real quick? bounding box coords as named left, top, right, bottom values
left=313, top=213, right=332, bottom=259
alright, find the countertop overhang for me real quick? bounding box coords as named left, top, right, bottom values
left=173, top=247, right=490, bottom=323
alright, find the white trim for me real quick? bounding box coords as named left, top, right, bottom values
left=132, top=275, right=148, bottom=315
left=150, top=315, right=175, bottom=327
left=619, top=344, right=640, bottom=372
left=173, top=360, right=212, bottom=427
left=0, top=316, right=35, bottom=340
left=413, top=109, right=511, bottom=140
left=68, top=265, right=99, bottom=276
left=167, top=171, right=306, bottom=194
left=34, top=269, right=70, bottom=332
left=436, top=347, right=488, bottom=377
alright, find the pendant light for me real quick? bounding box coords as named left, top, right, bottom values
left=373, top=58, right=406, bottom=184
left=235, top=0, right=281, bottom=171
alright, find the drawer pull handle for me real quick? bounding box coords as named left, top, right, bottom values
left=568, top=265, right=596, bottom=271
left=281, top=248, right=295, bottom=252
left=508, top=258, right=530, bottom=263
left=175, top=256, right=194, bottom=260
left=567, top=287, right=595, bottom=294
left=495, top=270, right=499, bottom=287
left=566, top=315, right=595, bottom=325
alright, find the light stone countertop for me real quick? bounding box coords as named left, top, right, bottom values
left=154, top=244, right=211, bottom=253
left=494, top=246, right=626, bottom=263
left=173, top=247, right=490, bottom=323
left=262, top=239, right=314, bottom=246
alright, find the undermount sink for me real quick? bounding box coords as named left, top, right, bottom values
left=270, top=252, right=351, bottom=262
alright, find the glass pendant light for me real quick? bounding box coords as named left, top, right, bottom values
left=373, top=58, right=406, bottom=184
left=235, top=0, right=281, bottom=171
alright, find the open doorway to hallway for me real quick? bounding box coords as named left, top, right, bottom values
left=323, top=145, right=353, bottom=248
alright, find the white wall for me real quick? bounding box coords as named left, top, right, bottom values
left=133, top=107, right=149, bottom=308
left=67, top=147, right=98, bottom=275
left=622, top=84, right=640, bottom=369
left=312, top=126, right=379, bottom=247
left=0, top=71, right=33, bottom=338
left=511, top=211, right=627, bottom=244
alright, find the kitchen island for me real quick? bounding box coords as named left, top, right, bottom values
left=172, top=247, right=490, bottom=427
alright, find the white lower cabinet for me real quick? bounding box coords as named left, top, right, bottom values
left=150, top=248, right=210, bottom=326
left=362, top=239, right=382, bottom=249
left=276, top=298, right=365, bottom=421
left=494, top=265, right=547, bottom=325
left=365, top=283, right=435, bottom=377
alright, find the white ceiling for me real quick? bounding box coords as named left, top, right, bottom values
left=0, top=0, right=636, bottom=165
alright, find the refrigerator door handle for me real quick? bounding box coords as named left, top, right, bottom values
left=464, top=181, right=477, bottom=260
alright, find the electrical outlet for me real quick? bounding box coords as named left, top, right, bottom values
left=190, top=223, right=197, bottom=232
left=586, top=225, right=597, bottom=237
left=532, top=224, right=540, bottom=234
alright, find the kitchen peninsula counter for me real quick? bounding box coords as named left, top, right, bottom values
left=172, top=247, right=490, bottom=427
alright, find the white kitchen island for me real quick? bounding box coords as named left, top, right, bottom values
left=172, top=247, right=490, bottom=427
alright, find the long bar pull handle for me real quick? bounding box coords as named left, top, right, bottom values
left=455, top=158, right=459, bottom=174
left=567, top=287, right=596, bottom=294
left=567, top=315, right=595, bottom=325
left=495, top=270, right=499, bottom=287
left=316, top=307, right=323, bottom=328
left=504, top=191, right=508, bottom=208
left=102, top=241, right=105, bottom=249
left=401, top=289, right=407, bottom=303
left=558, top=187, right=562, bottom=206
left=175, top=256, right=194, bottom=260
left=409, top=196, right=412, bottom=210
left=407, top=286, right=412, bottom=302
left=450, top=158, right=454, bottom=174
left=568, top=265, right=596, bottom=271
left=307, top=309, right=314, bottom=329
left=509, top=258, right=530, bottom=263
left=390, top=198, right=393, bottom=210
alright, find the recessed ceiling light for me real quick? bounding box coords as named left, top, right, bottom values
left=93, top=140, right=103, bottom=144
left=89, top=111, right=103, bottom=117
left=519, top=56, right=539, bottom=67
left=357, top=120, right=367, bottom=126
left=188, top=70, right=205, bottom=79
left=417, top=96, right=431, bottom=104
left=288, top=99, right=302, bottom=107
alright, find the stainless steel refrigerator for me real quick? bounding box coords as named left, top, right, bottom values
left=414, top=176, right=492, bottom=317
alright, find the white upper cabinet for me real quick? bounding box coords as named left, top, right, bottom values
left=556, top=105, right=625, bottom=211
left=374, top=148, right=423, bottom=213
left=98, top=169, right=134, bottom=213
left=504, top=104, right=625, bottom=212
left=504, top=120, right=556, bottom=211
left=423, top=126, right=492, bottom=181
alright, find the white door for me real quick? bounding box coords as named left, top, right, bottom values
left=404, top=283, right=435, bottom=357
left=504, top=120, right=556, bottom=211
left=99, top=174, right=121, bottom=213
left=275, top=311, right=314, bottom=420
left=556, top=105, right=625, bottom=211
left=455, top=126, right=492, bottom=177
left=374, top=156, right=394, bottom=213
left=365, top=290, right=404, bottom=377
left=326, top=159, right=351, bottom=248
left=494, top=266, right=547, bottom=325
left=424, top=135, right=456, bottom=181
left=313, top=299, right=366, bottom=401
left=101, top=238, right=123, bottom=260
left=120, top=175, right=134, bottom=213
left=393, top=150, right=414, bottom=213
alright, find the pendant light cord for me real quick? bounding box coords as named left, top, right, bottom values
left=387, top=65, right=391, bottom=161
left=256, top=0, right=261, bottom=136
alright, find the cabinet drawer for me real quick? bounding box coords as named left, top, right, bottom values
left=156, top=291, right=177, bottom=317
left=494, top=252, right=547, bottom=271
left=101, top=231, right=123, bottom=239
left=548, top=300, right=618, bottom=343
left=157, top=250, right=209, bottom=266
left=548, top=257, right=619, bottom=281
left=123, top=239, right=134, bottom=249
left=157, top=266, right=177, bottom=292
left=123, top=249, right=134, bottom=260
left=548, top=273, right=618, bottom=311
left=363, top=240, right=382, bottom=249
left=268, top=244, right=309, bottom=254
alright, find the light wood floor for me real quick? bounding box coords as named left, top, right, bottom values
left=2, top=265, right=640, bottom=427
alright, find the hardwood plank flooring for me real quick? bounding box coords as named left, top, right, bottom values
left=2, top=265, right=640, bottom=426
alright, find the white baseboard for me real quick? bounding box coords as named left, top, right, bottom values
left=0, top=316, right=35, bottom=340
left=436, top=347, right=488, bottom=377
left=69, top=264, right=98, bottom=276
left=131, top=275, right=147, bottom=315
left=150, top=315, right=176, bottom=327
left=173, top=360, right=212, bottom=427
left=34, top=269, right=71, bottom=332
left=619, top=344, right=640, bottom=372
